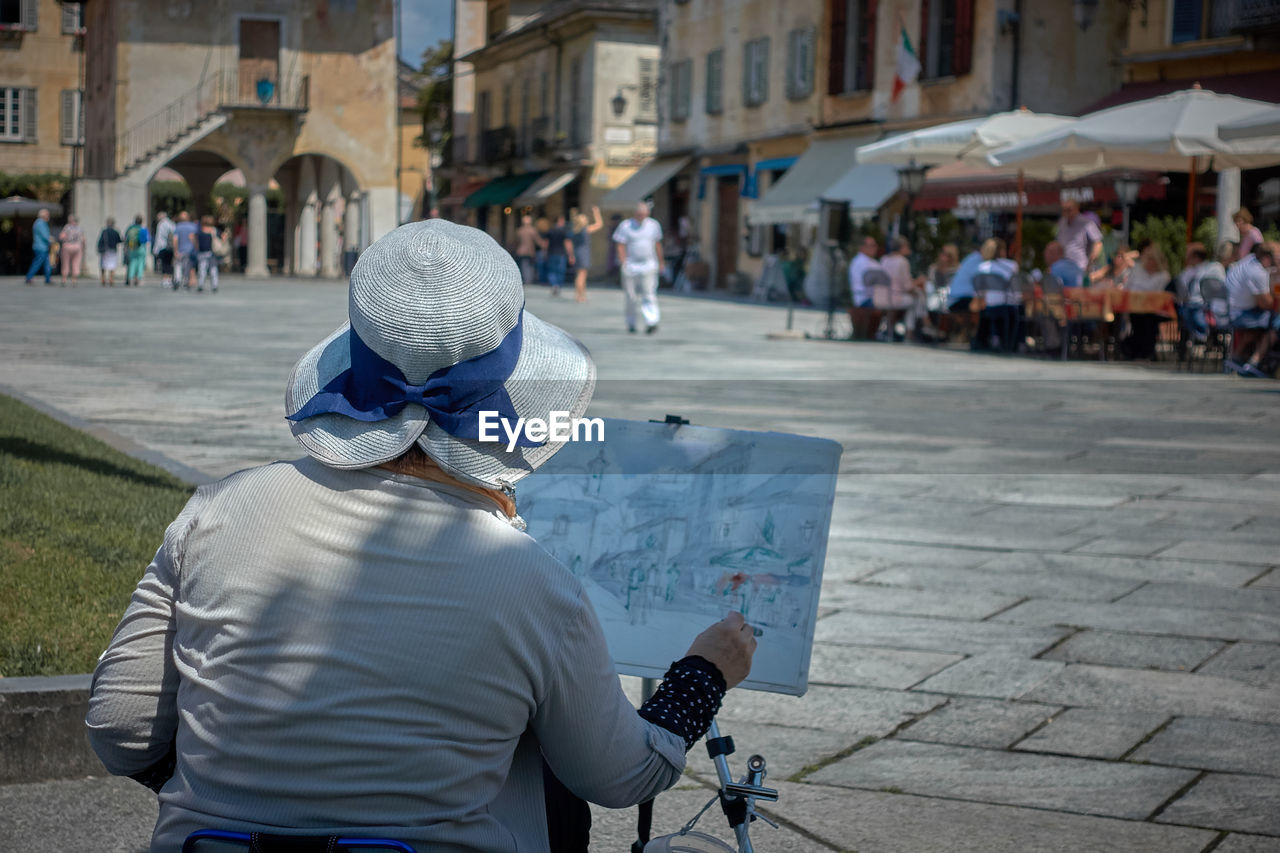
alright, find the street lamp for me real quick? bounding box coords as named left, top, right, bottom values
left=1113, top=176, right=1142, bottom=246
left=897, top=159, right=929, bottom=250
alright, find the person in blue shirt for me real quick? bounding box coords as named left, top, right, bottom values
left=947, top=247, right=983, bottom=312
left=1045, top=241, right=1081, bottom=289
left=24, top=208, right=52, bottom=285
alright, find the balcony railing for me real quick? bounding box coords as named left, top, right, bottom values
left=480, top=126, right=516, bottom=163
left=1234, top=0, right=1280, bottom=29
left=115, top=68, right=308, bottom=175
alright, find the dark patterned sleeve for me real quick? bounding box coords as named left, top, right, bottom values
left=638, top=655, right=727, bottom=750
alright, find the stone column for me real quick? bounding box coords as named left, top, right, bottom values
left=342, top=171, right=361, bottom=255
left=245, top=183, right=269, bottom=277
left=296, top=156, right=318, bottom=277
left=1216, top=167, right=1241, bottom=250
left=319, top=158, right=341, bottom=278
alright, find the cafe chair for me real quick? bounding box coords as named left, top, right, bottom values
left=1194, top=277, right=1233, bottom=374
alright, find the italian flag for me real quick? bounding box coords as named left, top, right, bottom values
left=892, top=25, right=920, bottom=102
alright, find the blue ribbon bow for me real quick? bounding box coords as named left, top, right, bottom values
left=287, top=312, right=542, bottom=448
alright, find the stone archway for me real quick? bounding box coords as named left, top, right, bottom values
left=154, top=149, right=243, bottom=224
left=273, top=153, right=362, bottom=278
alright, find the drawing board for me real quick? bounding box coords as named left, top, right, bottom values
left=519, top=418, right=842, bottom=696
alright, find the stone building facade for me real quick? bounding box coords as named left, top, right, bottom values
left=0, top=0, right=84, bottom=176
left=452, top=0, right=660, bottom=275
left=649, top=0, right=1127, bottom=292
left=75, top=0, right=400, bottom=277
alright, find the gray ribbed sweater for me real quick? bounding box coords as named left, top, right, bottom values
left=85, top=457, right=686, bottom=852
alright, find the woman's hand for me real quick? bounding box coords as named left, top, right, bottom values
left=686, top=611, right=757, bottom=688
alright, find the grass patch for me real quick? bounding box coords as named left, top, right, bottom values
left=0, top=395, right=192, bottom=676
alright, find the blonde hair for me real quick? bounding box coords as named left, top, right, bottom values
left=573, top=212, right=588, bottom=230
left=1234, top=208, right=1254, bottom=226
left=1142, top=242, right=1167, bottom=271
left=980, top=238, right=1005, bottom=261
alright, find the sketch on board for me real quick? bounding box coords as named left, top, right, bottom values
left=520, top=418, right=841, bottom=696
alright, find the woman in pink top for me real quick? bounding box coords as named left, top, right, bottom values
left=1235, top=209, right=1264, bottom=261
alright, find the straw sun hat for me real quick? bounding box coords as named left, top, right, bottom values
left=285, top=219, right=595, bottom=489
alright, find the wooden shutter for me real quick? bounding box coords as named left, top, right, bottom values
left=797, top=27, right=815, bottom=97
left=1170, top=0, right=1203, bottom=43
left=756, top=37, right=770, bottom=104
left=828, top=0, right=847, bottom=95
left=953, top=0, right=974, bottom=76
left=61, top=4, right=78, bottom=33
left=22, top=88, right=36, bottom=142
left=680, top=59, right=692, bottom=120
left=861, top=0, right=878, bottom=91
left=639, top=57, right=656, bottom=115
left=21, top=0, right=37, bottom=29
left=919, top=0, right=931, bottom=79
left=706, top=49, right=722, bottom=114
left=61, top=90, right=76, bottom=145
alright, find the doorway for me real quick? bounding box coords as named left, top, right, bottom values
left=715, top=176, right=739, bottom=289
left=239, top=19, right=280, bottom=105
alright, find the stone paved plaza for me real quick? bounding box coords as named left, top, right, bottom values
left=2, top=274, right=1279, bottom=852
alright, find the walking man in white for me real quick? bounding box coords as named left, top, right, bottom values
left=613, top=201, right=665, bottom=334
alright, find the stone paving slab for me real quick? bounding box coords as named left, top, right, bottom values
left=1156, top=772, right=1280, bottom=836
left=1131, top=717, right=1280, bottom=777
left=1012, top=708, right=1168, bottom=759
left=806, top=643, right=964, bottom=690
left=820, top=537, right=1000, bottom=572
left=922, top=474, right=1184, bottom=508
left=897, top=697, right=1063, bottom=749
left=1196, top=642, right=1280, bottom=687
left=976, top=551, right=1264, bottom=587
left=815, top=581, right=1022, bottom=619
left=865, top=564, right=1145, bottom=602
left=1157, top=540, right=1280, bottom=566
left=994, top=598, right=1280, bottom=643
left=767, top=781, right=1216, bottom=853
left=1070, top=535, right=1186, bottom=558
left=1039, top=629, right=1226, bottom=672
left=717, top=684, right=946, bottom=735
left=1217, top=834, right=1280, bottom=853
left=1023, top=664, right=1280, bottom=724
left=687, top=721, right=862, bottom=783
left=1168, top=478, right=1280, bottom=507
left=813, top=611, right=1071, bottom=656
left=1252, top=569, right=1280, bottom=589
left=1118, top=581, right=1280, bottom=614
left=808, top=739, right=1198, bottom=820
left=0, top=776, right=154, bottom=853
left=839, top=521, right=1101, bottom=553
left=911, top=653, right=1065, bottom=700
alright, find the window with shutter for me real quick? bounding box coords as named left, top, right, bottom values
left=670, top=58, right=692, bottom=122
left=519, top=78, right=530, bottom=154
left=61, top=3, right=83, bottom=33
left=638, top=57, right=656, bottom=116
left=952, top=0, right=973, bottom=76
left=834, top=0, right=876, bottom=94
left=0, top=87, right=20, bottom=140
left=20, top=0, right=36, bottom=29
left=61, top=89, right=77, bottom=145
left=743, top=38, right=770, bottom=107
left=705, top=49, right=723, bottom=114
left=1171, top=0, right=1203, bottom=43
left=921, top=0, right=957, bottom=79
left=22, top=87, right=36, bottom=142
left=787, top=27, right=816, bottom=99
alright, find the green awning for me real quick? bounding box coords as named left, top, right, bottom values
left=463, top=172, right=545, bottom=209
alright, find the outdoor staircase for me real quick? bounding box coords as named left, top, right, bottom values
left=114, top=67, right=309, bottom=179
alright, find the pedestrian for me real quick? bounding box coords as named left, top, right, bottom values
left=23, top=208, right=52, bottom=285
left=173, top=211, right=199, bottom=290
left=570, top=206, right=604, bottom=303
left=544, top=213, right=572, bottom=296
left=195, top=215, right=223, bottom=293
left=124, top=215, right=150, bottom=287
left=57, top=214, right=85, bottom=287
left=84, top=219, right=757, bottom=851
left=1056, top=200, right=1103, bottom=276
left=613, top=202, right=665, bottom=334
left=232, top=220, right=248, bottom=272
left=97, top=218, right=123, bottom=287
left=513, top=214, right=544, bottom=285
left=847, top=235, right=884, bottom=340
left=1234, top=208, right=1264, bottom=261
left=153, top=211, right=176, bottom=289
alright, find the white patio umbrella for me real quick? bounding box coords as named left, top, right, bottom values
left=856, top=109, right=1077, bottom=257
left=990, top=87, right=1280, bottom=242
left=1218, top=106, right=1280, bottom=147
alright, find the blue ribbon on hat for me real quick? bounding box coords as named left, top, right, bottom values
left=287, top=312, right=542, bottom=448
